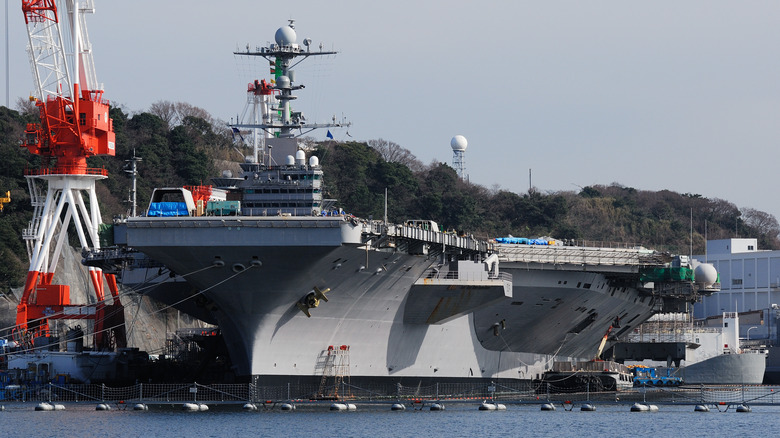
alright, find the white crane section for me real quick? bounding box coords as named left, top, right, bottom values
left=23, top=1, right=72, bottom=101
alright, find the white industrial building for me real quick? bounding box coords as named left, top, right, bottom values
left=693, top=238, right=780, bottom=342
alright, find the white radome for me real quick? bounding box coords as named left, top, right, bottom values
left=694, top=263, right=718, bottom=287
left=275, top=26, right=296, bottom=46
left=451, top=135, right=468, bottom=151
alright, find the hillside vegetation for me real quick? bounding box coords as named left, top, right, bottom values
left=1, top=104, right=777, bottom=293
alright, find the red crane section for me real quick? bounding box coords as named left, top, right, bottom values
left=21, top=0, right=115, bottom=175
left=15, top=0, right=124, bottom=351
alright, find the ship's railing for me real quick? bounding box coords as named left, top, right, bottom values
left=555, top=239, right=652, bottom=250
left=24, top=165, right=109, bottom=177
left=6, top=381, right=780, bottom=405
left=421, top=269, right=512, bottom=283
left=395, top=225, right=492, bottom=253
left=127, top=217, right=344, bottom=228
left=625, top=326, right=721, bottom=343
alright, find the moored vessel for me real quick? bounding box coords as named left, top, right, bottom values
left=89, top=21, right=719, bottom=392
left=613, top=311, right=766, bottom=384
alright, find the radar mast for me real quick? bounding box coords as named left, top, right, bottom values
left=230, top=20, right=350, bottom=165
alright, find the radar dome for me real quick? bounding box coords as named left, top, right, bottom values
left=275, top=26, right=296, bottom=46
left=295, top=150, right=306, bottom=165
left=285, top=155, right=295, bottom=166
left=451, top=135, right=468, bottom=151
left=221, top=170, right=233, bottom=178
left=276, top=76, right=291, bottom=89
left=309, top=156, right=319, bottom=167
left=694, top=263, right=718, bottom=287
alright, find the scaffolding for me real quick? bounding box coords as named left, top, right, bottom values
left=496, top=244, right=670, bottom=267
left=315, top=345, right=351, bottom=399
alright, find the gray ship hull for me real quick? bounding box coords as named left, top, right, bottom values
left=123, top=216, right=659, bottom=381
left=667, top=353, right=766, bottom=385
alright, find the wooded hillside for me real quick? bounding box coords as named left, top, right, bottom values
left=0, top=104, right=777, bottom=293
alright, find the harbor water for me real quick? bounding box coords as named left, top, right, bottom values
left=3, top=402, right=780, bottom=438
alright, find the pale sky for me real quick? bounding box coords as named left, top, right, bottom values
left=3, top=1, right=780, bottom=229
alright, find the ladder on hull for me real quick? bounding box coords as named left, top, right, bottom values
left=315, top=345, right=351, bottom=399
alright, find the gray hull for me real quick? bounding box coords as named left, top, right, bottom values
left=122, top=216, right=659, bottom=381
left=673, top=353, right=766, bottom=385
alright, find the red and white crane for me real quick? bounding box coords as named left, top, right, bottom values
left=15, top=0, right=125, bottom=350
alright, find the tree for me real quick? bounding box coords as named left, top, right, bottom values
left=175, top=102, right=212, bottom=125
left=14, top=97, right=37, bottom=117
left=742, top=208, right=780, bottom=248
left=579, top=186, right=601, bottom=198
left=149, top=100, right=177, bottom=127
left=367, top=139, right=424, bottom=172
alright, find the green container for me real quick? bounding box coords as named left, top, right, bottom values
left=639, top=266, right=694, bottom=282
left=207, top=200, right=241, bottom=216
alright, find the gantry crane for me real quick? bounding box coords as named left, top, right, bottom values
left=15, top=0, right=125, bottom=350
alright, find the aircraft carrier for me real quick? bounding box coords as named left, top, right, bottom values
left=88, top=21, right=720, bottom=388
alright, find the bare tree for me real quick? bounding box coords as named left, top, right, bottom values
left=742, top=207, right=780, bottom=240
left=367, top=138, right=424, bottom=172
left=708, top=198, right=740, bottom=219
left=15, top=96, right=37, bottom=117
left=175, top=102, right=212, bottom=124
left=149, top=100, right=177, bottom=126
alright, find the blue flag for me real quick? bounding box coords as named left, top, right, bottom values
left=231, top=127, right=245, bottom=142
left=326, top=130, right=333, bottom=139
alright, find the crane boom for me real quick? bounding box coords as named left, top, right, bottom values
left=22, top=0, right=72, bottom=103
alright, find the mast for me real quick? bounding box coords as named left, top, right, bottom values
left=124, top=150, right=142, bottom=217
left=230, top=20, right=350, bottom=161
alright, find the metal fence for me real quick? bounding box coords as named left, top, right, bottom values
left=3, top=381, right=780, bottom=406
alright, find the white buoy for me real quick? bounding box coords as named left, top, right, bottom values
left=736, top=404, right=752, bottom=413
left=479, top=401, right=505, bottom=411
left=34, top=402, right=54, bottom=411
left=581, top=403, right=596, bottom=412
left=429, top=403, right=444, bottom=411
left=391, top=403, right=406, bottom=411
left=478, top=401, right=496, bottom=411
left=630, top=403, right=649, bottom=412
left=694, top=404, right=709, bottom=412
left=182, top=403, right=199, bottom=411
left=280, top=403, right=295, bottom=411
left=133, top=403, right=148, bottom=411
left=347, top=403, right=357, bottom=411
left=243, top=403, right=258, bottom=411
left=330, top=403, right=347, bottom=411
left=53, top=404, right=65, bottom=411
left=540, top=403, right=556, bottom=411
left=96, top=403, right=111, bottom=411
left=198, top=403, right=209, bottom=412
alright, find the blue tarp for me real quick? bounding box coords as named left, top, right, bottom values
left=495, top=237, right=549, bottom=245
left=495, top=237, right=528, bottom=244
left=148, top=202, right=189, bottom=217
